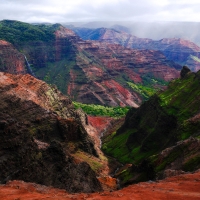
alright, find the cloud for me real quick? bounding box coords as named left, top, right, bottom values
left=0, top=0, right=200, bottom=23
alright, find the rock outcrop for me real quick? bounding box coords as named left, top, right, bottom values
left=0, top=72, right=102, bottom=193
left=180, top=65, right=191, bottom=78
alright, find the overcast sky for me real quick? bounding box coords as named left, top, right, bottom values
left=1, top=0, right=200, bottom=23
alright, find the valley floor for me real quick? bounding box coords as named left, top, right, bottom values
left=0, top=171, right=200, bottom=200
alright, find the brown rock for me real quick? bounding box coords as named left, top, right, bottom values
left=0, top=40, right=26, bottom=74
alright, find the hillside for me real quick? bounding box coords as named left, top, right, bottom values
left=0, top=20, right=180, bottom=106
left=73, top=27, right=200, bottom=71
left=102, top=67, right=200, bottom=185
left=0, top=72, right=105, bottom=193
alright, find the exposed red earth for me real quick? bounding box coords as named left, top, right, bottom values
left=0, top=40, right=26, bottom=74
left=54, top=26, right=180, bottom=107
left=0, top=171, right=200, bottom=200
left=87, top=116, right=114, bottom=136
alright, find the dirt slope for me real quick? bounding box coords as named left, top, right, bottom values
left=0, top=171, right=199, bottom=200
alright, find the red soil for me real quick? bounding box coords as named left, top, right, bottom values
left=103, top=80, right=139, bottom=107
left=88, top=115, right=113, bottom=136
left=1, top=171, right=200, bottom=200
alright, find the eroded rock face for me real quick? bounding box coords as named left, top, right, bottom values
left=0, top=40, right=26, bottom=74
left=0, top=72, right=102, bottom=193
left=65, top=33, right=180, bottom=106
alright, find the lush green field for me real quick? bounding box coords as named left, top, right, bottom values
left=73, top=101, right=129, bottom=117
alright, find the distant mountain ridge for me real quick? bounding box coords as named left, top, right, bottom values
left=72, top=27, right=200, bottom=71
left=65, top=21, right=200, bottom=45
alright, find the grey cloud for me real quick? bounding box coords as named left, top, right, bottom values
left=0, top=0, right=200, bottom=23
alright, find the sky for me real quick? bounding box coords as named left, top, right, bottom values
left=1, top=0, right=200, bottom=23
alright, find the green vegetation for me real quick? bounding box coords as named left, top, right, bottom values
left=35, top=59, right=76, bottom=94
left=190, top=55, right=200, bottom=63
left=73, top=102, right=129, bottom=117
left=127, top=74, right=167, bottom=100
left=102, top=130, right=132, bottom=163
left=159, top=71, right=200, bottom=140
left=73, top=151, right=104, bottom=173
left=142, top=73, right=168, bottom=86
left=0, top=20, right=60, bottom=45
left=102, top=70, right=200, bottom=184
left=154, top=149, right=183, bottom=172
left=0, top=20, right=79, bottom=95
left=160, top=72, right=200, bottom=122
left=127, top=82, right=157, bottom=100
left=102, top=126, right=158, bottom=164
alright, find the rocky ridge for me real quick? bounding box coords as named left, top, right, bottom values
left=74, top=27, right=200, bottom=71
left=0, top=72, right=103, bottom=193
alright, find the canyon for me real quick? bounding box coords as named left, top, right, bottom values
left=0, top=67, right=199, bottom=198
left=0, top=20, right=199, bottom=199
left=0, top=20, right=181, bottom=106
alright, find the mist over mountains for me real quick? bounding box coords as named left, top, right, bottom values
left=64, top=21, right=200, bottom=46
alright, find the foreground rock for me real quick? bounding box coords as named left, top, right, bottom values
left=0, top=171, right=200, bottom=200
left=0, top=72, right=102, bottom=193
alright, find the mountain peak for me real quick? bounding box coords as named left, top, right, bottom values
left=55, top=25, right=77, bottom=38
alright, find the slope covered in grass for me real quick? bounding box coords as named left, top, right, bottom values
left=73, top=102, right=129, bottom=117
left=102, top=68, right=200, bottom=184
